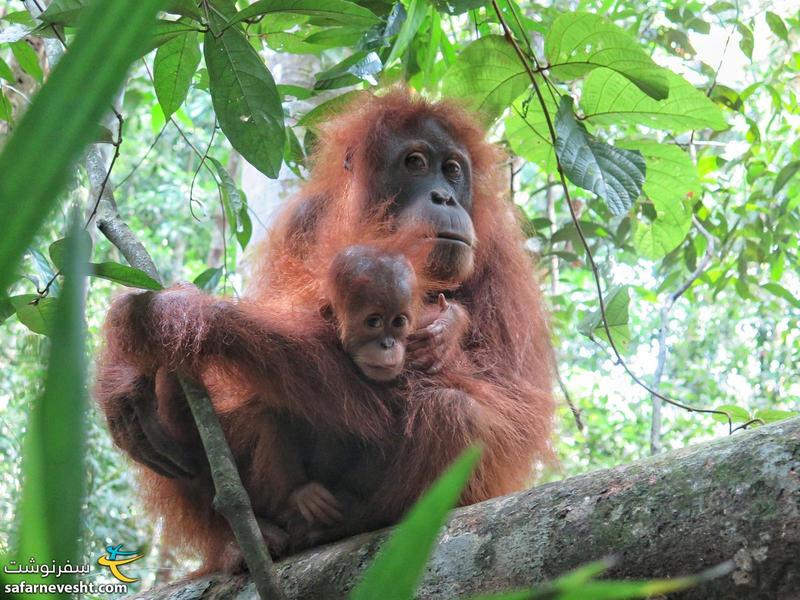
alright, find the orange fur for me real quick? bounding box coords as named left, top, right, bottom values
left=94, top=88, right=555, bottom=572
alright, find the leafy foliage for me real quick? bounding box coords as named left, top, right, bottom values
left=0, top=0, right=798, bottom=594
left=204, top=16, right=285, bottom=177
left=0, top=0, right=163, bottom=292
left=350, top=447, right=481, bottom=600
left=15, top=219, right=89, bottom=595
left=555, top=96, right=646, bottom=216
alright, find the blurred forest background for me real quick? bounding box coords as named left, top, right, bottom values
left=0, top=0, right=798, bottom=593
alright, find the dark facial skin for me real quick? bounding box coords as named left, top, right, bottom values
left=330, top=248, right=416, bottom=382
left=373, top=118, right=477, bottom=283
left=344, top=301, right=411, bottom=382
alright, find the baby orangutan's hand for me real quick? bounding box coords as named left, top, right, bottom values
left=289, top=481, right=343, bottom=526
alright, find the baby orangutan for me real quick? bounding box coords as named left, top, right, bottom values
left=265, top=244, right=424, bottom=543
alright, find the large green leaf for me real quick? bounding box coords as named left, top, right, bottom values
left=154, top=29, right=201, bottom=119
left=555, top=96, right=645, bottom=216
left=350, top=447, right=481, bottom=600
left=17, top=221, right=89, bottom=587
left=582, top=68, right=727, bottom=133
left=11, top=295, right=58, bottom=335
left=504, top=92, right=558, bottom=171
left=204, top=23, right=285, bottom=178
left=545, top=12, right=669, bottom=100
left=384, top=0, right=428, bottom=66
left=39, top=0, right=91, bottom=26
left=622, top=142, right=698, bottom=259
left=0, top=0, right=163, bottom=293
left=578, top=285, right=632, bottom=352
left=91, top=262, right=164, bottom=290
left=442, top=35, right=530, bottom=122
left=228, top=0, right=379, bottom=27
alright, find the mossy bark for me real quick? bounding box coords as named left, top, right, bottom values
left=131, top=417, right=800, bottom=600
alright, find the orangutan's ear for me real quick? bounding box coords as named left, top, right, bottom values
left=319, top=302, right=335, bottom=323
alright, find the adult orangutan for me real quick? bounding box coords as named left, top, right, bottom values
left=94, top=89, right=555, bottom=572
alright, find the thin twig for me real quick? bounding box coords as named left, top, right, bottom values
left=117, top=122, right=168, bottom=188
left=650, top=216, right=716, bottom=454
left=491, top=0, right=734, bottom=432
left=555, top=363, right=584, bottom=432
left=730, top=418, right=766, bottom=434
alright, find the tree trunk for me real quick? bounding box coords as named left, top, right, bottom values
left=130, top=417, right=800, bottom=600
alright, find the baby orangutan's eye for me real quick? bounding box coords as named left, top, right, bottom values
left=365, top=315, right=383, bottom=329
left=391, top=315, right=408, bottom=329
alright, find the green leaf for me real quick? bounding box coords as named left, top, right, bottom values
left=204, top=23, right=285, bottom=178
left=209, top=157, right=252, bottom=250
left=433, top=0, right=487, bottom=14
left=0, top=90, right=11, bottom=123
left=0, top=0, right=163, bottom=294
left=761, top=282, right=800, bottom=309
left=154, top=30, right=201, bottom=119
left=384, top=0, right=427, bottom=66
left=166, top=0, right=204, bottom=19
left=90, top=262, right=164, bottom=290
left=735, top=21, right=753, bottom=59
left=545, top=12, right=669, bottom=100
left=622, top=142, right=698, bottom=259
left=350, top=447, right=481, bottom=600
left=10, top=40, right=43, bottom=83
left=0, top=295, right=15, bottom=323
left=555, top=96, right=645, bottom=216
left=442, top=35, right=530, bottom=122
left=577, top=285, right=632, bottom=352
left=754, top=409, right=798, bottom=424
left=39, top=0, right=92, bottom=25
left=544, top=12, right=669, bottom=100
left=493, top=560, right=729, bottom=600
left=144, top=19, right=201, bottom=56
left=10, top=295, right=57, bottom=335
left=0, top=57, right=15, bottom=82
left=298, top=89, right=361, bottom=127
left=314, top=50, right=382, bottom=90
left=193, top=267, right=223, bottom=292
left=711, top=404, right=751, bottom=424
left=765, top=12, right=788, bottom=43
left=48, top=231, right=92, bottom=271
left=228, top=0, right=379, bottom=28
left=772, top=160, right=800, bottom=195
left=504, top=92, right=558, bottom=171
left=582, top=68, right=728, bottom=133
left=17, top=219, right=88, bottom=582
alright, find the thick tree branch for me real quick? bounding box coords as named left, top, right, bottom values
left=131, top=416, right=800, bottom=600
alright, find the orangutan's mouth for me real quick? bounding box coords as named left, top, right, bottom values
left=436, top=232, right=472, bottom=247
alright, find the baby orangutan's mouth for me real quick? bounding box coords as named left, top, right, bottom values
left=362, top=363, right=403, bottom=382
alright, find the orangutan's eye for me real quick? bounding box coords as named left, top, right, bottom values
left=366, top=315, right=383, bottom=328
left=444, top=160, right=462, bottom=179
left=391, top=315, right=408, bottom=329
left=405, top=152, right=428, bottom=171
